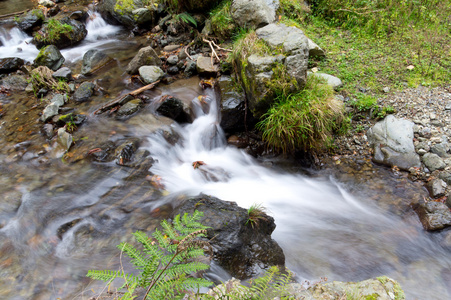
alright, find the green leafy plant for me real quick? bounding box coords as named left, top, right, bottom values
left=246, top=203, right=267, bottom=229
left=257, top=76, right=344, bottom=153
left=34, top=18, right=74, bottom=44
left=210, top=0, right=235, bottom=39
left=87, top=211, right=213, bottom=300
left=175, top=12, right=197, bottom=27
left=29, top=66, right=69, bottom=95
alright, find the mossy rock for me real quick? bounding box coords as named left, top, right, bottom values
left=16, top=9, right=45, bottom=33
left=33, top=17, right=87, bottom=49
left=100, top=0, right=158, bottom=28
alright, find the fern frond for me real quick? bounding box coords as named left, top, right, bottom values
left=161, top=219, right=179, bottom=240
left=87, top=269, right=121, bottom=283
left=133, top=231, right=163, bottom=258
left=117, top=242, right=147, bottom=269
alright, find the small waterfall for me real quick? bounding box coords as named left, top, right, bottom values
left=146, top=86, right=451, bottom=299
left=0, top=26, right=38, bottom=60
left=85, top=11, right=121, bottom=42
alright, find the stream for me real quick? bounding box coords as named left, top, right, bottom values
left=0, top=4, right=450, bottom=300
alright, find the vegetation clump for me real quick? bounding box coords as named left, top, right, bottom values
left=34, top=18, right=74, bottom=45
left=257, top=76, right=344, bottom=153
left=210, top=0, right=235, bottom=40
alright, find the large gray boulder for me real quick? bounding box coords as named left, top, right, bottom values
left=126, top=46, right=161, bottom=75
left=231, top=0, right=276, bottom=29
left=414, top=201, right=451, bottom=231
left=81, top=49, right=114, bottom=76
left=138, top=66, right=164, bottom=84
left=34, top=45, right=65, bottom=71
left=172, top=194, right=285, bottom=279
left=99, top=0, right=158, bottom=29
left=367, top=115, right=421, bottom=171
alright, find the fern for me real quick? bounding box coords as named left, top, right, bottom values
left=87, top=211, right=212, bottom=299
left=175, top=12, right=198, bottom=27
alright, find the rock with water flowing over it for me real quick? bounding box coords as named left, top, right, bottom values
left=0, top=57, right=25, bottom=74
left=218, top=75, right=247, bottom=133
left=72, top=81, right=95, bottom=102
left=414, top=201, right=451, bottom=231
left=138, top=66, right=165, bottom=84
left=81, top=49, right=113, bottom=76
left=116, top=99, right=142, bottom=118
left=34, top=45, right=65, bottom=71
left=156, top=95, right=190, bottom=123
left=126, top=46, right=161, bottom=75
left=172, top=194, right=286, bottom=279
left=231, top=0, right=277, bottom=29
left=367, top=115, right=421, bottom=171
left=57, top=127, right=72, bottom=151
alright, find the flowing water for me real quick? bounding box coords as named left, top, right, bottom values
left=0, top=6, right=450, bottom=300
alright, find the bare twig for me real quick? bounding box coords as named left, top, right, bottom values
left=93, top=80, right=160, bottom=115
left=0, top=9, right=30, bottom=19
left=203, top=38, right=220, bottom=65
left=184, top=40, right=194, bottom=60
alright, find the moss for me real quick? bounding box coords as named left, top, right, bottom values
left=31, top=9, right=45, bottom=20
left=34, top=19, right=74, bottom=44
left=210, top=0, right=235, bottom=40
left=377, top=276, right=406, bottom=300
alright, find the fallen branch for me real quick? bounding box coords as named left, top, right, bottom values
left=93, top=80, right=160, bottom=115
left=0, top=9, right=30, bottom=19
left=203, top=38, right=220, bottom=65
left=184, top=41, right=194, bottom=61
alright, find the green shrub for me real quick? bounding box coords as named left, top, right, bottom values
left=257, top=76, right=344, bottom=153
left=87, top=211, right=213, bottom=300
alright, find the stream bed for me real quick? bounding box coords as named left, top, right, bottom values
left=0, top=3, right=450, bottom=300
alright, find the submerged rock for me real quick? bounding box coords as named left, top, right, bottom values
left=81, top=49, right=113, bottom=76
left=156, top=95, right=190, bottom=123
left=172, top=194, right=285, bottom=279
left=367, top=115, right=421, bottom=171
left=116, top=99, right=142, bottom=117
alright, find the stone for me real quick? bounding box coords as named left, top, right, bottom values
left=172, top=194, right=285, bottom=279
left=447, top=193, right=451, bottom=209
left=116, top=99, right=142, bottom=117
left=52, top=67, right=72, bottom=80
left=126, top=46, right=161, bottom=75
left=367, top=115, right=421, bottom=171
left=34, top=45, right=65, bottom=71
left=39, top=0, right=55, bottom=7
left=422, top=153, right=446, bottom=172
left=166, top=55, right=178, bottom=65
left=218, top=76, right=246, bottom=133
left=16, top=9, right=45, bottom=33
left=383, top=87, right=390, bottom=93
left=430, top=142, right=449, bottom=158
left=41, top=102, right=60, bottom=122
left=439, top=171, right=451, bottom=185
left=57, top=127, right=73, bottom=151
left=308, top=72, right=343, bottom=90
left=138, top=66, right=165, bottom=84
left=231, top=0, right=276, bottom=29
left=72, top=81, right=95, bottom=102
left=34, top=18, right=87, bottom=49
left=426, top=178, right=447, bottom=198
left=163, top=44, right=181, bottom=52
left=81, top=49, right=113, bottom=76
left=0, top=57, right=25, bottom=74
left=196, top=56, right=219, bottom=75
left=414, top=201, right=451, bottom=231
left=184, top=59, right=197, bottom=77
left=50, top=94, right=67, bottom=107
left=307, top=38, right=325, bottom=58
left=56, top=113, right=86, bottom=127
left=167, top=66, right=179, bottom=74
left=0, top=75, right=28, bottom=91
left=99, top=0, right=158, bottom=29
left=156, top=95, right=189, bottom=123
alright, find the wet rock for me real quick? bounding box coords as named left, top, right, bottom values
left=447, top=194, right=451, bottom=209
left=34, top=45, right=65, bottom=71
left=422, top=153, right=446, bottom=172
left=72, top=81, right=95, bottom=102
left=34, top=18, right=87, bottom=49
left=52, top=67, right=72, bottom=80
left=41, top=103, right=60, bottom=122
left=56, top=113, right=86, bottom=127
left=138, top=65, right=164, bottom=84
left=57, top=127, right=73, bottom=151
left=69, top=10, right=89, bottom=21
left=184, top=59, right=197, bottom=77
left=308, top=72, right=343, bottom=90
left=196, top=56, right=219, bottom=76
left=116, top=99, right=142, bottom=117
left=16, top=9, right=45, bottom=33
left=42, top=123, right=54, bottom=139
left=218, top=75, right=246, bottom=133
left=167, top=66, right=179, bottom=74
left=289, top=276, right=405, bottom=300
left=114, top=138, right=140, bottom=165
left=126, top=46, right=161, bottom=75
left=426, top=178, right=447, bottom=198
left=172, top=194, right=285, bottom=279
left=50, top=94, right=67, bottom=107
left=0, top=75, right=28, bottom=91
left=89, top=140, right=116, bottom=162
left=163, top=44, right=181, bottom=52
left=36, top=88, right=48, bottom=98
left=367, top=115, right=421, bottom=171
left=414, top=201, right=451, bottom=231
left=156, top=95, right=189, bottom=123
left=231, top=0, right=276, bottom=29
left=415, top=141, right=430, bottom=155
left=81, top=49, right=113, bottom=76
left=0, top=57, right=25, bottom=74
left=307, top=38, right=325, bottom=58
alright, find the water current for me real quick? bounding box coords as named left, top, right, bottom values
left=0, top=6, right=450, bottom=300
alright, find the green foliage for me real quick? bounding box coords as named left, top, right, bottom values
left=29, top=66, right=69, bottom=96
left=202, top=266, right=295, bottom=300
left=174, top=12, right=198, bottom=26
left=246, top=203, right=267, bottom=229
left=210, top=0, right=235, bottom=39
left=34, top=19, right=74, bottom=44
left=87, top=211, right=213, bottom=300
left=348, top=93, right=395, bottom=119
left=278, top=0, right=312, bottom=23
left=257, top=76, right=344, bottom=153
